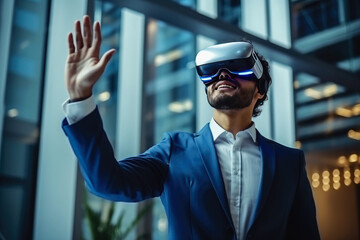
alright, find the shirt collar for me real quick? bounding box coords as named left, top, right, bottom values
left=209, top=118, right=257, bottom=143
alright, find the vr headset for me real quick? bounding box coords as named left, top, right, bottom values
left=195, top=42, right=268, bottom=94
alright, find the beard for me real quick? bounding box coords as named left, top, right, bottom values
left=207, top=84, right=257, bottom=110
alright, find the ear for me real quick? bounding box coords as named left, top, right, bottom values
left=254, top=86, right=265, bottom=100
left=256, top=92, right=265, bottom=100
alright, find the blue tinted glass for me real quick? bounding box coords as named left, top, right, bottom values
left=79, top=1, right=123, bottom=240
left=218, top=0, right=241, bottom=25
left=0, top=0, right=49, bottom=239
left=144, top=18, right=196, bottom=239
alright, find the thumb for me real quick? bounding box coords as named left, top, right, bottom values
left=97, top=49, right=116, bottom=71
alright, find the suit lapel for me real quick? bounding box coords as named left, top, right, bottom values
left=194, top=126, right=276, bottom=234
left=194, top=124, right=234, bottom=228
left=251, top=131, right=276, bottom=224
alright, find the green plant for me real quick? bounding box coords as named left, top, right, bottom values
left=83, top=198, right=152, bottom=240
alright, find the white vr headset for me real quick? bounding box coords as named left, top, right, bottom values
left=195, top=42, right=264, bottom=85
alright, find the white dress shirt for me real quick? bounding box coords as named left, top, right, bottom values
left=209, top=118, right=262, bottom=240
left=62, top=96, right=96, bottom=125
left=63, top=98, right=263, bottom=239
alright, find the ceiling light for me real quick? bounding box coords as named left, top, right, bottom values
left=337, top=156, right=347, bottom=165
left=323, top=84, right=338, bottom=97
left=304, top=88, right=322, bottom=99
left=336, top=107, right=353, bottom=118
left=168, top=100, right=193, bottom=113
left=154, top=50, right=183, bottom=67
left=349, top=154, right=358, bottom=163
left=97, top=91, right=111, bottom=102
left=8, top=108, right=19, bottom=118
left=348, top=129, right=360, bottom=140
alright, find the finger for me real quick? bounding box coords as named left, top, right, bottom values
left=67, top=33, right=75, bottom=54
left=97, top=49, right=116, bottom=72
left=92, top=21, right=102, bottom=55
left=74, top=20, right=84, bottom=50
left=83, top=15, right=92, bottom=47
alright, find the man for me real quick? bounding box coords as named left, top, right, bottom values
left=62, top=16, right=320, bottom=240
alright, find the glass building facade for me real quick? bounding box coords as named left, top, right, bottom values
left=0, top=0, right=50, bottom=239
left=0, top=0, right=359, bottom=239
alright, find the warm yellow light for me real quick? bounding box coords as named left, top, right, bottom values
left=333, top=169, right=340, bottom=176
left=349, top=154, right=358, bottom=163
left=168, top=100, right=193, bottom=113
left=312, top=173, right=320, bottom=181
left=305, top=88, right=322, bottom=99
left=344, top=170, right=351, bottom=179
left=293, top=80, right=300, bottom=89
left=147, top=20, right=158, bottom=38
left=355, top=169, right=360, bottom=177
left=333, top=175, right=340, bottom=182
left=322, top=178, right=330, bottom=184
left=322, top=184, right=330, bottom=192
left=348, top=130, right=360, bottom=140
left=337, top=156, right=347, bottom=165
left=336, top=107, right=353, bottom=118
left=355, top=177, right=360, bottom=184
left=344, top=178, right=352, bottom=186
left=295, top=141, right=302, bottom=149
left=312, top=181, right=320, bottom=188
left=355, top=169, right=360, bottom=184
left=333, top=182, right=341, bottom=190
left=333, top=169, right=340, bottom=183
left=352, top=103, right=360, bottom=116
left=154, top=50, right=183, bottom=67
left=97, top=91, right=111, bottom=102
left=323, top=84, right=338, bottom=97
left=322, top=170, right=330, bottom=178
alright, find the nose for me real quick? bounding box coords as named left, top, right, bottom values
left=218, top=69, right=231, bottom=79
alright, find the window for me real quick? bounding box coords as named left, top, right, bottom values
left=142, top=18, right=196, bottom=239
left=78, top=1, right=124, bottom=240
left=291, top=0, right=360, bottom=75
left=218, top=0, right=242, bottom=25
left=0, top=0, right=50, bottom=239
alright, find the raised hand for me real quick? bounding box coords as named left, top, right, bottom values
left=65, top=15, right=116, bottom=101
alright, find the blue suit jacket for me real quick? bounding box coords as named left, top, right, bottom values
left=62, top=108, right=320, bottom=240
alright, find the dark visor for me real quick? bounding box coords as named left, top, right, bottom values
left=196, top=57, right=258, bottom=84
left=196, top=57, right=255, bottom=77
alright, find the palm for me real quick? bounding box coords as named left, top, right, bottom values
left=65, top=16, right=115, bottom=100
left=66, top=53, right=100, bottom=89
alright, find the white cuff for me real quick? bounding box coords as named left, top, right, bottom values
left=62, top=96, right=96, bottom=125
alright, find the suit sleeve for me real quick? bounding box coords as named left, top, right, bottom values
left=286, top=150, right=321, bottom=239
left=62, top=107, right=170, bottom=202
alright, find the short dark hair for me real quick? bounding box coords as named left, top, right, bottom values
left=253, top=51, right=272, bottom=117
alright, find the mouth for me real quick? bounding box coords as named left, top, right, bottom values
left=214, top=81, right=237, bottom=90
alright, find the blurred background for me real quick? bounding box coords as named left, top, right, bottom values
left=0, top=0, right=359, bottom=239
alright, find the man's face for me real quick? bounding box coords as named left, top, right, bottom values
left=206, top=70, right=258, bottom=110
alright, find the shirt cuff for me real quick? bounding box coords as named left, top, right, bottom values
left=62, top=95, right=96, bottom=125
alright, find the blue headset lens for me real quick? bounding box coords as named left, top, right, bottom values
left=196, top=58, right=257, bottom=83
left=199, top=69, right=256, bottom=84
